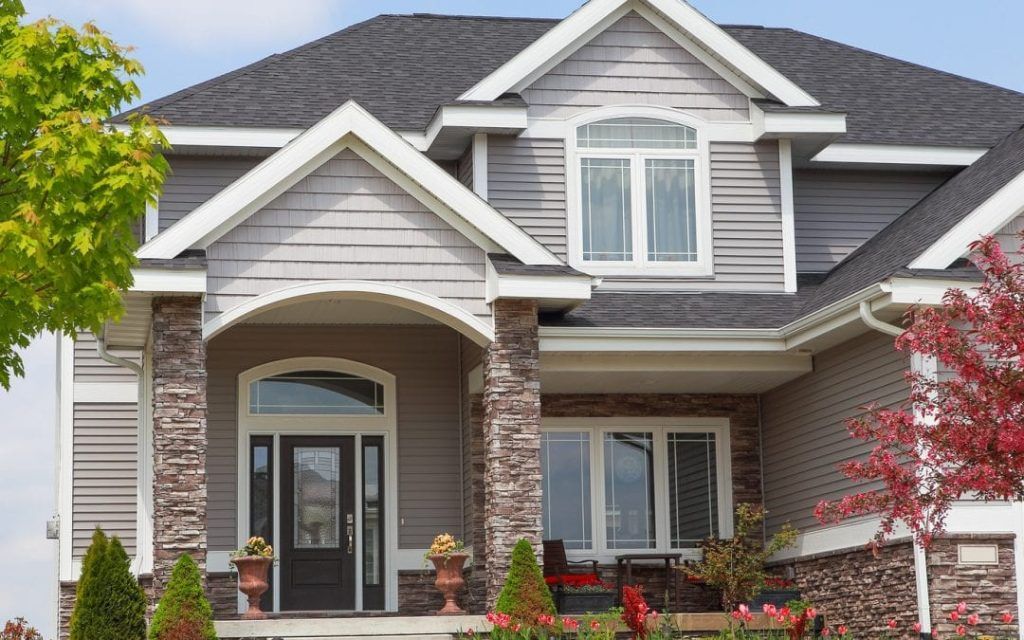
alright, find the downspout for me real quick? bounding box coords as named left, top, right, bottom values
left=859, top=301, right=931, bottom=638
left=96, top=327, right=149, bottom=578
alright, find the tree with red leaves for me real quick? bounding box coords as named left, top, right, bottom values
left=816, top=235, right=1024, bottom=546
left=1, top=618, right=41, bottom=640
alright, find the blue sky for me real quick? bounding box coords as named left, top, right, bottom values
left=3, top=1, right=1023, bottom=636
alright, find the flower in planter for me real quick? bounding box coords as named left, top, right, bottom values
left=232, top=535, right=275, bottom=559
left=426, top=532, right=467, bottom=559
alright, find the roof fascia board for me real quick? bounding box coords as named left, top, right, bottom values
left=540, top=351, right=812, bottom=373
left=887, top=277, right=977, bottom=306
left=761, top=111, right=847, bottom=136
left=129, top=267, right=207, bottom=294
left=911, top=170, right=1024, bottom=269
left=113, top=124, right=303, bottom=148
left=422, top=104, right=529, bottom=151
left=485, top=262, right=593, bottom=304
left=812, top=143, right=988, bottom=166
left=138, top=101, right=561, bottom=265
left=460, top=0, right=818, bottom=107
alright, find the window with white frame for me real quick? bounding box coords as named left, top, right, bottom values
left=540, top=421, right=729, bottom=556
left=574, top=117, right=706, bottom=272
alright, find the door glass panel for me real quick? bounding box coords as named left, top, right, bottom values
left=250, top=437, right=274, bottom=609
left=363, top=443, right=381, bottom=586
left=541, top=432, right=592, bottom=549
left=603, top=432, right=656, bottom=549
left=293, top=447, right=340, bottom=549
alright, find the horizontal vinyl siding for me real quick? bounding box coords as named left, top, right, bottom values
left=205, top=148, right=488, bottom=322
left=522, top=12, right=749, bottom=121
left=159, top=156, right=262, bottom=231
left=708, top=141, right=784, bottom=290
left=794, top=169, right=951, bottom=272
left=73, top=332, right=141, bottom=382
left=457, top=145, right=473, bottom=191
left=72, top=402, right=138, bottom=557
left=207, top=324, right=463, bottom=551
left=761, top=331, right=908, bottom=532
left=488, top=137, right=567, bottom=258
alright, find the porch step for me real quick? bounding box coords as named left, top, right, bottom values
left=279, top=636, right=454, bottom=640
left=215, top=615, right=484, bottom=639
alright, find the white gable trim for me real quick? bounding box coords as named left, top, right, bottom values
left=813, top=143, right=988, bottom=166
left=138, top=101, right=561, bottom=265
left=459, top=0, right=818, bottom=108
left=911, top=170, right=1024, bottom=269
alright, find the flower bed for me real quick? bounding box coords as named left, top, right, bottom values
left=544, top=574, right=616, bottom=615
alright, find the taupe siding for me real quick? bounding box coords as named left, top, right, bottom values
left=522, top=12, right=749, bottom=121
left=488, top=137, right=568, bottom=258
left=996, top=212, right=1024, bottom=258
left=794, top=169, right=951, bottom=272
left=72, top=402, right=138, bottom=557
left=159, top=156, right=262, bottom=231
left=207, top=324, right=464, bottom=550
left=205, top=148, right=488, bottom=322
left=457, top=145, right=473, bottom=191
left=761, top=331, right=909, bottom=531
left=73, top=333, right=141, bottom=382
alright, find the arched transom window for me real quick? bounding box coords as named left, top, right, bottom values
left=574, top=117, right=707, bottom=273
left=248, top=370, right=385, bottom=416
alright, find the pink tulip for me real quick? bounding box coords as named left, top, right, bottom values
left=1002, top=612, right=1015, bottom=624
left=821, top=627, right=831, bottom=637
left=837, top=625, right=848, bottom=636
left=967, top=614, right=979, bottom=626
left=950, top=611, right=960, bottom=622
left=913, top=622, right=922, bottom=633
left=956, top=624, right=966, bottom=636
left=956, top=602, right=968, bottom=615
left=888, top=619, right=899, bottom=629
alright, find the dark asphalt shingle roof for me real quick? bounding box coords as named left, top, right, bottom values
left=804, top=125, right=1024, bottom=313
left=488, top=253, right=587, bottom=277
left=118, top=14, right=1024, bottom=147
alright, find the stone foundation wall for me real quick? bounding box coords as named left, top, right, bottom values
left=771, top=540, right=918, bottom=638
left=58, top=575, right=156, bottom=640
left=929, top=534, right=1019, bottom=638
left=542, top=394, right=763, bottom=513
left=398, top=569, right=486, bottom=615
left=207, top=571, right=237, bottom=619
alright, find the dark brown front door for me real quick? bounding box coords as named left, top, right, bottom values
left=281, top=436, right=356, bottom=611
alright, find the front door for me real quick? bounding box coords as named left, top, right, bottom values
left=280, top=436, right=356, bottom=611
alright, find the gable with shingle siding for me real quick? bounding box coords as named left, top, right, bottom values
left=204, top=148, right=488, bottom=322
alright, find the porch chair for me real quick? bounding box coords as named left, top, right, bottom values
left=542, top=539, right=599, bottom=582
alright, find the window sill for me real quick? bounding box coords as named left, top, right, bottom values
left=574, top=263, right=714, bottom=279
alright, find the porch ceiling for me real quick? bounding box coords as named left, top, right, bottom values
left=238, top=298, right=443, bottom=326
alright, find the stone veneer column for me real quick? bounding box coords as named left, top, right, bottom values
left=482, top=298, right=542, bottom=605
left=151, top=296, right=208, bottom=593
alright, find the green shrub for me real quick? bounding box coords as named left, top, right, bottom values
left=494, top=538, right=555, bottom=624
left=149, top=554, right=217, bottom=640
left=69, top=528, right=147, bottom=640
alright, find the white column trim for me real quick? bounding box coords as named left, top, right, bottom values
left=57, top=334, right=75, bottom=582
left=472, top=133, right=489, bottom=201
left=144, top=203, right=159, bottom=242
left=778, top=139, right=797, bottom=293
left=910, top=351, right=936, bottom=635
left=136, top=342, right=154, bottom=575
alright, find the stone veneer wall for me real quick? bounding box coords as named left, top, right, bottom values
left=541, top=394, right=763, bottom=511
left=929, top=534, right=1019, bottom=638
left=482, top=299, right=542, bottom=605
left=770, top=541, right=918, bottom=638
left=207, top=572, right=237, bottom=619
left=463, top=392, right=487, bottom=609
left=399, top=569, right=486, bottom=615
left=151, top=296, right=208, bottom=592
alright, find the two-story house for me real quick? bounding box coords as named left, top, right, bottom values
left=54, top=1, right=1024, bottom=638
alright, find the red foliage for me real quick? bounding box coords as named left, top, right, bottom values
left=543, top=573, right=611, bottom=588
left=816, top=235, right=1024, bottom=545
left=160, top=617, right=206, bottom=640
left=621, top=585, right=652, bottom=640
left=1, top=619, right=41, bottom=640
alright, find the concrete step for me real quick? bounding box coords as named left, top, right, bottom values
left=215, top=615, right=483, bottom=639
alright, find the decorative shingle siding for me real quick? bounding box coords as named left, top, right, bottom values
left=761, top=331, right=908, bottom=532
left=522, top=12, right=749, bottom=122
left=996, top=211, right=1024, bottom=257
left=794, top=169, right=951, bottom=273
left=158, top=156, right=262, bottom=232
left=487, top=136, right=567, bottom=259
left=204, top=148, right=489, bottom=322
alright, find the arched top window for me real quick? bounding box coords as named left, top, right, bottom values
left=248, top=370, right=385, bottom=416
left=576, top=117, right=697, bottom=150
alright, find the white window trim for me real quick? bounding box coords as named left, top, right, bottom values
left=236, top=357, right=399, bottom=613
left=542, top=417, right=732, bottom=564
left=565, top=107, right=714, bottom=278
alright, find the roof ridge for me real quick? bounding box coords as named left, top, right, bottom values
left=770, top=26, right=1024, bottom=99
left=118, top=14, right=386, bottom=122
left=385, top=12, right=560, bottom=23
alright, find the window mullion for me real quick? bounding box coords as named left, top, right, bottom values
left=634, top=153, right=647, bottom=269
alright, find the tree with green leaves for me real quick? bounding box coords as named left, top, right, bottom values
left=149, top=554, right=217, bottom=640
left=0, top=0, right=167, bottom=388
left=495, top=538, right=556, bottom=625
left=69, top=528, right=147, bottom=640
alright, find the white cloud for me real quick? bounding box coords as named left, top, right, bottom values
left=29, top=0, right=340, bottom=52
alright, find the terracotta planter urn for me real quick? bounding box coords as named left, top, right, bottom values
left=429, top=552, right=469, bottom=615
left=231, top=556, right=273, bottom=620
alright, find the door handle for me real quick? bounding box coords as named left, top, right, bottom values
left=347, top=525, right=354, bottom=554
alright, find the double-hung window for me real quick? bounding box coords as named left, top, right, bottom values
left=540, top=419, right=731, bottom=559
left=575, top=117, right=708, bottom=274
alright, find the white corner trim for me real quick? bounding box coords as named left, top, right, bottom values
left=129, top=267, right=207, bottom=294
left=812, top=143, right=987, bottom=166
left=73, top=382, right=138, bottom=404
left=911, top=170, right=1024, bottom=269
left=458, top=0, right=817, bottom=107
left=57, top=334, right=75, bottom=582
left=472, top=133, right=489, bottom=200
left=203, top=280, right=495, bottom=346
left=778, top=140, right=797, bottom=293
left=761, top=111, right=847, bottom=136
left=137, top=101, right=560, bottom=266
left=144, top=203, right=159, bottom=242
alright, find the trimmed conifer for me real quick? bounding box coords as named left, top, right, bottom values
left=104, top=537, right=148, bottom=640
left=69, top=528, right=108, bottom=640
left=69, top=529, right=147, bottom=640
left=149, top=554, right=217, bottom=640
left=494, top=538, right=556, bottom=624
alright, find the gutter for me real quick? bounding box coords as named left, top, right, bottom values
left=96, top=328, right=149, bottom=577
left=857, top=301, right=903, bottom=337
